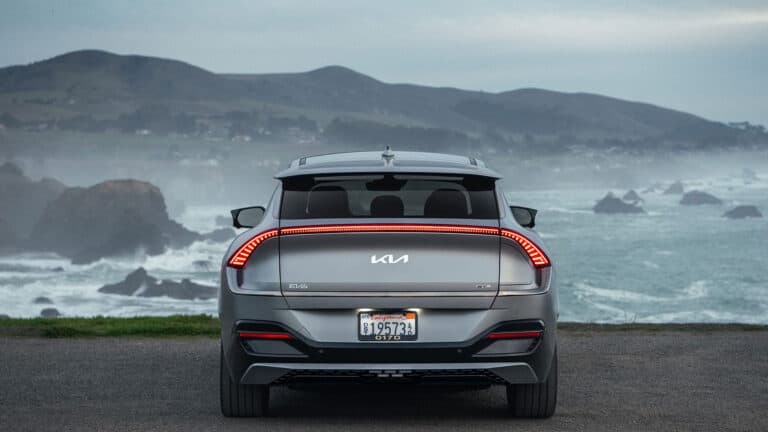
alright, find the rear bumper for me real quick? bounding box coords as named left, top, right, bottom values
left=241, top=362, right=538, bottom=385
left=223, top=316, right=554, bottom=386
left=219, top=273, right=558, bottom=387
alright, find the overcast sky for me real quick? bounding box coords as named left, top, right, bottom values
left=1, top=0, right=767, bottom=124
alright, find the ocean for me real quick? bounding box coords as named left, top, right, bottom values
left=1, top=173, right=766, bottom=323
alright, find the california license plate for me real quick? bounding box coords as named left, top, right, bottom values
left=358, top=311, right=417, bottom=341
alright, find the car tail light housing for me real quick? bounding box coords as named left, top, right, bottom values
left=226, top=224, right=549, bottom=269
left=500, top=229, right=550, bottom=268
left=227, top=229, right=278, bottom=268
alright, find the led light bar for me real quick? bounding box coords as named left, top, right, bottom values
left=227, top=224, right=550, bottom=269
left=280, top=223, right=499, bottom=236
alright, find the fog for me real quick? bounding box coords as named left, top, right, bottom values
left=4, top=131, right=766, bottom=210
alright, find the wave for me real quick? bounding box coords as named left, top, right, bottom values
left=545, top=207, right=592, bottom=215
left=573, top=280, right=709, bottom=304
left=0, top=275, right=218, bottom=318
left=636, top=310, right=762, bottom=324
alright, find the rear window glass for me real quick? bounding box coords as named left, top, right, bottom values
left=280, top=174, right=498, bottom=219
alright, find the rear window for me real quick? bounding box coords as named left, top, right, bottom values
left=280, top=174, right=498, bottom=219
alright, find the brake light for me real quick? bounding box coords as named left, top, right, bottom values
left=227, top=229, right=278, bottom=268
left=226, top=224, right=549, bottom=269
left=238, top=331, right=292, bottom=339
left=488, top=330, right=542, bottom=339
left=280, top=224, right=499, bottom=236
left=500, top=229, right=550, bottom=268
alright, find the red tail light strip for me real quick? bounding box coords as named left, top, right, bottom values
left=500, top=229, right=550, bottom=268
left=487, top=330, right=543, bottom=339
left=280, top=224, right=499, bottom=236
left=227, top=229, right=279, bottom=268
left=238, top=331, right=293, bottom=340
left=227, top=224, right=550, bottom=269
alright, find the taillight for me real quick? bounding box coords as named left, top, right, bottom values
left=488, top=330, right=542, bottom=339
left=279, top=224, right=499, bottom=236
left=227, top=229, right=278, bottom=268
left=500, top=229, right=550, bottom=268
left=238, top=331, right=292, bottom=339
left=226, top=224, right=549, bottom=269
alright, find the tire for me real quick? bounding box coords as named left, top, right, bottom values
left=220, top=344, right=269, bottom=417
left=506, top=351, right=557, bottom=418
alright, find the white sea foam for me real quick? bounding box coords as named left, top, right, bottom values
left=637, top=310, right=758, bottom=323
left=683, top=280, right=709, bottom=299
left=538, top=232, right=558, bottom=239
left=545, top=207, right=592, bottom=215
left=573, top=280, right=710, bottom=304
left=575, top=282, right=662, bottom=303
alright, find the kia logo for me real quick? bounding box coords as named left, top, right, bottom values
left=370, top=254, right=409, bottom=264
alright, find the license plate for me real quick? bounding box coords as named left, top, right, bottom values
left=358, top=311, right=417, bottom=341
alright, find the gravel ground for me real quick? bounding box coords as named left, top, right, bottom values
left=0, top=331, right=766, bottom=431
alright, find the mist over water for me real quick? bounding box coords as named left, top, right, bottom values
left=1, top=136, right=767, bottom=323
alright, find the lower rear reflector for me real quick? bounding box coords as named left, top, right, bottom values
left=238, top=331, right=293, bottom=340
left=487, top=330, right=542, bottom=339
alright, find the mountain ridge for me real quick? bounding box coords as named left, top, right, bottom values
left=0, top=50, right=764, bottom=151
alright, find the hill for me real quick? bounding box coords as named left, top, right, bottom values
left=0, top=50, right=764, bottom=152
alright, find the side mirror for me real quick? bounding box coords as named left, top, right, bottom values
left=510, top=206, right=537, bottom=228
left=230, top=206, right=266, bottom=229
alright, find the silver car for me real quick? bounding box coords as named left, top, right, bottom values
left=219, top=149, right=558, bottom=417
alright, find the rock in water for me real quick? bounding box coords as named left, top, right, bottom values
left=40, top=308, right=60, bottom=318
left=192, top=260, right=214, bottom=271
left=680, top=191, right=723, bottom=205
left=594, top=193, right=645, bottom=214
left=98, top=267, right=155, bottom=296
left=29, top=180, right=200, bottom=264
left=147, top=279, right=217, bottom=300
left=663, top=181, right=684, bottom=195
left=723, top=205, right=762, bottom=219
left=742, top=168, right=758, bottom=182
left=99, top=267, right=216, bottom=300
left=622, top=190, right=643, bottom=203
left=0, top=217, right=17, bottom=248
left=0, top=162, right=24, bottom=176
left=0, top=162, right=66, bottom=245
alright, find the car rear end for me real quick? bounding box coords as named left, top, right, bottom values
left=219, top=159, right=557, bottom=418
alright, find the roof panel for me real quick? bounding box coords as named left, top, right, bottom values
left=275, top=151, right=500, bottom=179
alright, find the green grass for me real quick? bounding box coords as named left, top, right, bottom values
left=0, top=316, right=765, bottom=338
left=0, top=315, right=220, bottom=338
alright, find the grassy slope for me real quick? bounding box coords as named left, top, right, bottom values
left=0, top=315, right=765, bottom=338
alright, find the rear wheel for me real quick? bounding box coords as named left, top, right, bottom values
left=220, top=344, right=269, bottom=417
left=506, top=352, right=557, bottom=418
